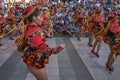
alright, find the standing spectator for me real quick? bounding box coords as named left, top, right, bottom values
left=1, top=3, right=8, bottom=13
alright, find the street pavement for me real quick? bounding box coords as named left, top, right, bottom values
left=0, top=36, right=120, bottom=80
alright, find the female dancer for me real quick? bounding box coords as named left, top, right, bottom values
left=15, top=6, right=66, bottom=80
left=103, top=12, right=120, bottom=72
left=91, top=8, right=104, bottom=57
left=76, top=7, right=85, bottom=41
left=5, top=11, right=16, bottom=40
left=86, top=10, right=95, bottom=47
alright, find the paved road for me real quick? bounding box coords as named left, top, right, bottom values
left=0, top=36, right=120, bottom=80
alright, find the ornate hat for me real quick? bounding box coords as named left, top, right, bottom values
left=15, top=5, right=24, bottom=11
left=108, top=13, right=115, bottom=20
left=9, top=13, right=15, bottom=20
left=23, top=6, right=39, bottom=18
left=88, top=11, right=93, bottom=15
left=112, top=27, right=120, bottom=34
left=95, top=8, right=101, bottom=13
left=6, top=13, right=15, bottom=25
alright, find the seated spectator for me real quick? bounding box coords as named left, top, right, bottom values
left=53, top=17, right=64, bottom=33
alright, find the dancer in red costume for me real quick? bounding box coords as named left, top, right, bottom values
left=5, top=11, right=16, bottom=40
left=15, top=6, right=66, bottom=80
left=91, top=8, right=104, bottom=57
left=86, top=10, right=95, bottom=47
left=76, top=7, right=85, bottom=41
left=104, top=12, right=120, bottom=72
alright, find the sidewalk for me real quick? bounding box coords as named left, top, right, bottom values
left=0, top=38, right=17, bottom=67
left=71, top=37, right=120, bottom=80
left=0, top=37, right=120, bottom=80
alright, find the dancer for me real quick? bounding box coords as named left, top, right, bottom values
left=5, top=11, right=16, bottom=40
left=15, top=6, right=66, bottom=80
left=91, top=8, right=104, bottom=57
left=76, top=7, right=85, bottom=41
left=86, top=10, right=94, bottom=47
left=104, top=12, right=120, bottom=72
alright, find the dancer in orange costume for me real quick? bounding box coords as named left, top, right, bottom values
left=76, top=7, right=85, bottom=41
left=103, top=13, right=120, bottom=72
left=86, top=10, right=95, bottom=47
left=5, top=11, right=16, bottom=40
left=91, top=8, right=104, bottom=57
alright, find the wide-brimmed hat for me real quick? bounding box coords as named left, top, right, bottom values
left=88, top=11, right=93, bottom=15
left=108, top=12, right=115, bottom=20
left=112, top=27, right=120, bottom=34
left=95, top=8, right=101, bottom=13
left=6, top=13, right=15, bottom=25
left=23, top=6, right=39, bottom=18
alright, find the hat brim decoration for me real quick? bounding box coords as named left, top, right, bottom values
left=23, top=6, right=39, bottom=19
left=6, top=14, right=15, bottom=25
left=112, top=28, right=120, bottom=34
left=0, top=14, right=4, bottom=21
left=95, top=8, right=101, bottom=13
left=15, top=5, right=24, bottom=11
left=108, top=13, right=115, bottom=20
left=88, top=11, right=93, bottom=15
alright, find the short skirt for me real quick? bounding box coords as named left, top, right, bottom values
left=22, top=50, right=49, bottom=69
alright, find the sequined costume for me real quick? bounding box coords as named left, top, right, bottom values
left=20, top=24, right=64, bottom=69
left=103, top=20, right=119, bottom=45
left=86, top=11, right=94, bottom=31
left=91, top=14, right=104, bottom=33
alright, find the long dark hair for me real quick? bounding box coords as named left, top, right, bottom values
left=27, top=10, right=41, bottom=22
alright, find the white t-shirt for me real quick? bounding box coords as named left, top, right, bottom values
left=95, top=3, right=101, bottom=8
left=78, top=0, right=81, bottom=3
left=56, top=13, right=62, bottom=18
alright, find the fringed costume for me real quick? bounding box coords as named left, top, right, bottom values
left=86, top=11, right=94, bottom=31
left=21, top=24, right=64, bottom=69
left=15, top=6, right=65, bottom=69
